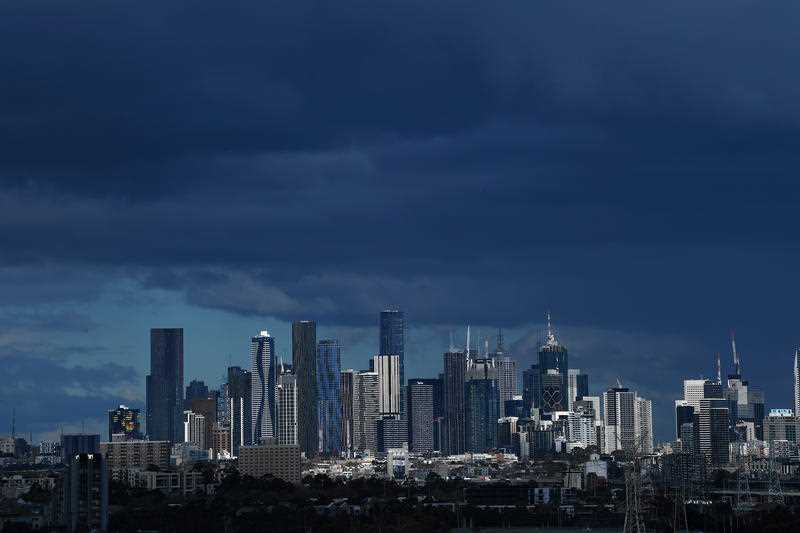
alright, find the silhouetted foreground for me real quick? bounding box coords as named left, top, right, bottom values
left=100, top=472, right=800, bottom=532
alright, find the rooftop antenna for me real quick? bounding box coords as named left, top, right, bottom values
left=731, top=330, right=741, bottom=376
left=448, top=330, right=455, bottom=352
left=497, top=328, right=504, bottom=351
left=716, top=352, right=722, bottom=384
left=545, top=311, right=557, bottom=346
left=616, top=377, right=623, bottom=389
left=466, top=325, right=471, bottom=354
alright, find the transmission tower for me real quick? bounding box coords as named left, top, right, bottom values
left=672, top=486, right=689, bottom=533
left=735, top=456, right=752, bottom=512
left=767, top=438, right=784, bottom=505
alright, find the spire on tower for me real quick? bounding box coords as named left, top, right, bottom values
left=497, top=328, right=504, bottom=351
left=545, top=311, right=558, bottom=347
left=731, top=330, right=741, bottom=376
left=716, top=352, right=722, bottom=384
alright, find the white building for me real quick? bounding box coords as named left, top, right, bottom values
left=183, top=410, right=206, bottom=450
left=372, top=355, right=400, bottom=417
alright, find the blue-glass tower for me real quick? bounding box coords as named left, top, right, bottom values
left=317, top=339, right=342, bottom=455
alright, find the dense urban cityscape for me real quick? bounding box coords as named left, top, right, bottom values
left=2, top=310, right=800, bottom=531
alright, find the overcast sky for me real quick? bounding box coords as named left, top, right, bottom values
left=2, top=0, right=799, bottom=442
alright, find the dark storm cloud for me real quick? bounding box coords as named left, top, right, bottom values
left=0, top=354, right=141, bottom=436
left=2, top=0, right=800, bottom=438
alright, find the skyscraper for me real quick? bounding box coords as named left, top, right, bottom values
left=276, top=366, right=298, bottom=446
left=251, top=330, right=277, bottom=444
left=379, top=309, right=405, bottom=408
left=107, top=405, right=141, bottom=441
left=183, top=410, right=206, bottom=450
left=794, top=349, right=800, bottom=421
left=340, top=370, right=355, bottom=453
left=465, top=377, right=499, bottom=452
left=443, top=349, right=467, bottom=455
left=603, top=387, right=636, bottom=454
left=146, top=328, right=184, bottom=443
left=317, top=339, right=342, bottom=455
left=635, top=395, right=653, bottom=454
left=62, top=453, right=108, bottom=532
left=522, top=364, right=540, bottom=415
left=373, top=354, right=401, bottom=417
left=226, top=366, right=252, bottom=456
left=353, top=371, right=380, bottom=453
left=536, top=314, right=568, bottom=412
left=407, top=380, right=434, bottom=453
left=185, top=379, right=210, bottom=409
left=492, top=333, right=518, bottom=417
left=567, top=369, right=589, bottom=410
left=292, top=321, right=318, bottom=457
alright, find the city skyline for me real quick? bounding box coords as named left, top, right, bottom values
left=4, top=313, right=800, bottom=446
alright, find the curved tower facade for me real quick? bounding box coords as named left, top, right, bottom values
left=251, top=330, right=276, bottom=443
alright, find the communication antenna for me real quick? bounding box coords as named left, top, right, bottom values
left=731, top=330, right=740, bottom=375
left=716, top=353, right=722, bottom=384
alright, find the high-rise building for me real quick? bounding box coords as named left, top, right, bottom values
left=377, top=417, right=408, bottom=452
left=60, top=434, right=100, bottom=465
left=373, top=354, right=401, bottom=417
left=407, top=379, right=434, bottom=453
left=443, top=349, right=467, bottom=455
left=675, top=401, right=695, bottom=440
left=276, top=366, right=298, bottom=446
left=379, top=309, right=405, bottom=412
left=465, top=377, right=499, bottom=452
left=107, top=405, right=142, bottom=441
left=492, top=333, right=518, bottom=417
left=340, top=370, right=355, bottom=453
left=540, top=370, right=567, bottom=411
left=62, top=453, right=108, bottom=533
left=188, top=397, right=217, bottom=453
left=183, top=410, right=206, bottom=450
left=567, top=369, right=589, bottom=410
left=226, top=366, right=252, bottom=456
left=766, top=409, right=799, bottom=444
left=697, top=398, right=730, bottom=465
left=100, top=440, right=171, bottom=471
left=635, top=396, right=653, bottom=454
left=146, top=328, right=184, bottom=443
left=522, top=365, right=540, bottom=415
left=536, top=314, right=568, bottom=412
left=185, top=379, right=209, bottom=409
left=251, top=330, right=277, bottom=444
left=317, top=339, right=342, bottom=455
left=353, top=371, right=380, bottom=453
left=603, top=388, right=636, bottom=454
left=292, top=320, right=318, bottom=457
left=795, top=350, right=800, bottom=418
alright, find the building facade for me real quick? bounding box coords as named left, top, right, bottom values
left=238, top=443, right=301, bottom=484
left=251, top=330, right=277, bottom=444
left=108, top=405, right=141, bottom=441
left=317, top=339, right=342, bottom=455
left=292, top=320, right=318, bottom=457
left=147, top=328, right=184, bottom=443
left=443, top=349, right=467, bottom=455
